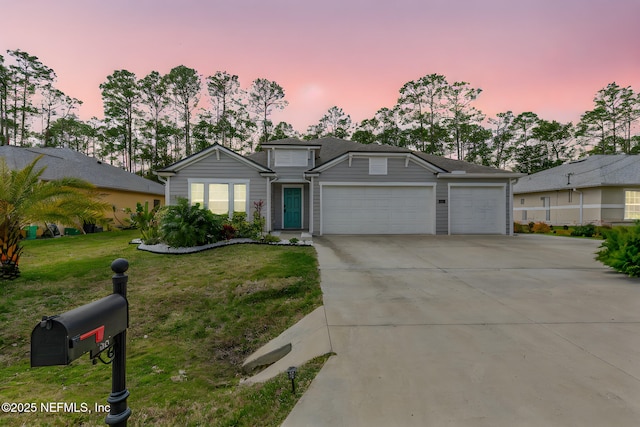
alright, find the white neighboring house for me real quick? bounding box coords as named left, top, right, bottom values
left=513, top=154, right=640, bottom=226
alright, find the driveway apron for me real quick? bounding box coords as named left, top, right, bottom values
left=282, top=235, right=640, bottom=427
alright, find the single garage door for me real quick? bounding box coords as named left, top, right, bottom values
left=321, top=185, right=435, bottom=234
left=449, top=185, right=506, bottom=234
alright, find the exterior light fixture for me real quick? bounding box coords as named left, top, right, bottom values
left=286, top=366, right=297, bottom=394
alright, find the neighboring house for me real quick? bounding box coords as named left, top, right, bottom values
left=0, top=146, right=165, bottom=230
left=156, top=137, right=522, bottom=235
left=513, top=154, right=640, bottom=226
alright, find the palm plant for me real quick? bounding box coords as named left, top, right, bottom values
left=0, top=156, right=109, bottom=280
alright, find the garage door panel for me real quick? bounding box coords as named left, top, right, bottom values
left=450, top=186, right=506, bottom=235
left=322, top=186, right=434, bottom=235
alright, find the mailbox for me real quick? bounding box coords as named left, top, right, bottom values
left=31, top=294, right=128, bottom=367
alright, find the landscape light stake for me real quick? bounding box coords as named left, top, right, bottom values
left=287, top=366, right=297, bottom=395
left=105, top=258, right=131, bottom=426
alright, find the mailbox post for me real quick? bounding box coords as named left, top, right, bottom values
left=105, top=258, right=131, bottom=426
left=30, top=258, right=131, bottom=426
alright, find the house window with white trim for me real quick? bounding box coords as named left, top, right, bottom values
left=208, top=184, right=229, bottom=214
left=625, top=190, right=640, bottom=219
left=369, top=157, right=387, bottom=175
left=189, top=181, right=248, bottom=216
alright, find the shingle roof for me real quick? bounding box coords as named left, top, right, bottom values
left=513, top=154, right=640, bottom=193
left=0, top=146, right=165, bottom=195
left=250, top=137, right=511, bottom=174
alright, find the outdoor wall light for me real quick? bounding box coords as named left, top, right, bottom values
left=286, top=366, right=297, bottom=394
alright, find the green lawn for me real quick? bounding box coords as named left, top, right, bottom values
left=0, top=230, right=327, bottom=426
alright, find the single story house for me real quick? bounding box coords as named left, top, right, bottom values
left=156, top=137, right=522, bottom=235
left=0, top=146, right=165, bottom=230
left=513, top=154, right=640, bottom=226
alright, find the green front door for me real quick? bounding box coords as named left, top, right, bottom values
left=283, top=187, right=302, bottom=229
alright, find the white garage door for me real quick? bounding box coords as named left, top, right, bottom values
left=321, top=185, right=435, bottom=234
left=449, top=185, right=506, bottom=234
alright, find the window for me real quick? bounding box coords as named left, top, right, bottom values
left=275, top=150, right=308, bottom=167
left=522, top=210, right=527, bottom=221
left=625, top=190, right=640, bottom=219
left=189, top=181, right=248, bottom=216
left=520, top=198, right=525, bottom=205
left=568, top=191, right=572, bottom=203
left=191, top=183, right=204, bottom=207
left=208, top=184, right=229, bottom=214
left=369, top=157, right=387, bottom=175
left=233, top=184, right=246, bottom=212
left=541, top=196, right=551, bottom=221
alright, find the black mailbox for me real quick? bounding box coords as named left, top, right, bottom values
left=31, top=294, right=128, bottom=367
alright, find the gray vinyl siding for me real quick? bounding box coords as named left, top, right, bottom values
left=312, top=177, right=321, bottom=234
left=435, top=182, right=449, bottom=235
left=166, top=151, right=267, bottom=214
left=319, top=157, right=437, bottom=182
left=271, top=166, right=310, bottom=181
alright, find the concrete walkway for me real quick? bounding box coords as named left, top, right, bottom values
left=282, top=234, right=640, bottom=427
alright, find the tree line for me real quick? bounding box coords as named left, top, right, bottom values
left=1, top=49, right=638, bottom=177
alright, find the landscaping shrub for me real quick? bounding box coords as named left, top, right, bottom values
left=230, top=211, right=258, bottom=239
left=222, top=223, right=237, bottom=240
left=571, top=224, right=596, bottom=237
left=126, top=201, right=161, bottom=244
left=513, top=222, right=526, bottom=233
left=531, top=222, right=551, bottom=233
left=159, top=198, right=224, bottom=247
left=596, top=222, right=640, bottom=277
left=262, top=233, right=281, bottom=243
left=226, top=202, right=266, bottom=240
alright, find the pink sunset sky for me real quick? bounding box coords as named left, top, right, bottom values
left=1, top=0, right=638, bottom=132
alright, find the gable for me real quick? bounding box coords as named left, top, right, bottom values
left=156, top=144, right=272, bottom=176
left=309, top=152, right=444, bottom=175
left=313, top=154, right=439, bottom=183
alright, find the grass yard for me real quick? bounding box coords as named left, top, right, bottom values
left=0, top=230, right=327, bottom=426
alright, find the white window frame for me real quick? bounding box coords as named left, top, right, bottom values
left=369, top=157, right=388, bottom=175
left=274, top=150, right=308, bottom=167
left=187, top=179, right=250, bottom=217
left=624, top=190, right=640, bottom=220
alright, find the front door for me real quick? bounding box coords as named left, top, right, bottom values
left=283, top=187, right=302, bottom=229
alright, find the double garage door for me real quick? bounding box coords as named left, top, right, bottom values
left=321, top=185, right=435, bottom=234
left=320, top=184, right=506, bottom=235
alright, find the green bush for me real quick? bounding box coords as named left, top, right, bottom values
left=159, top=198, right=224, bottom=247
left=226, top=202, right=266, bottom=240
left=126, top=201, right=161, bottom=244
left=596, top=223, right=640, bottom=277
left=513, top=222, right=526, bottom=233
left=262, top=233, right=281, bottom=243
left=571, top=224, right=596, bottom=237
left=230, top=211, right=260, bottom=239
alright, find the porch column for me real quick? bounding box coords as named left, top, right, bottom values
left=266, top=177, right=272, bottom=232
left=308, top=177, right=314, bottom=235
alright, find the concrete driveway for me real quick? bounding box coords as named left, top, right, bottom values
left=282, top=234, right=640, bottom=427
